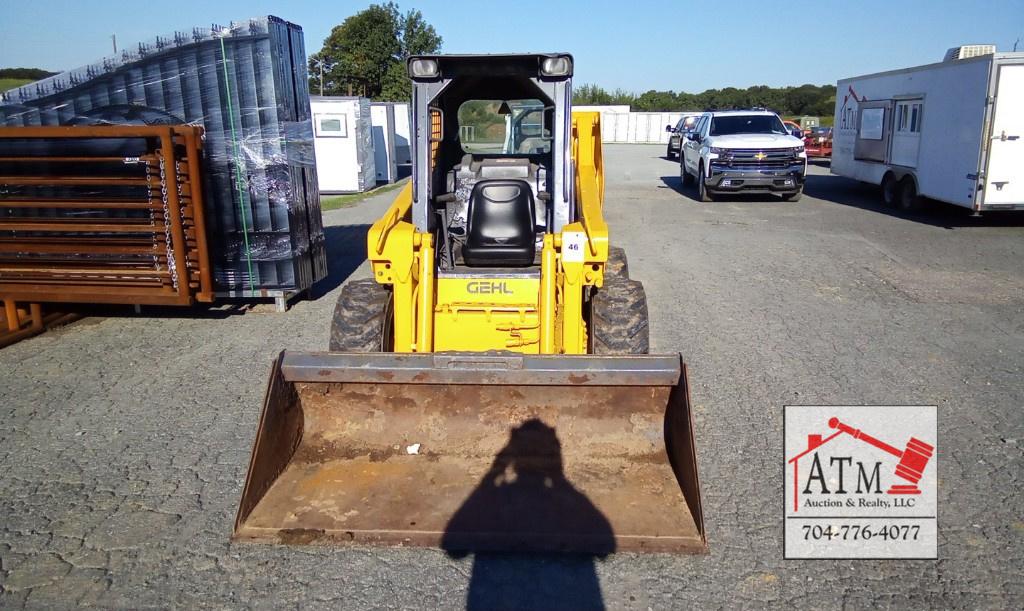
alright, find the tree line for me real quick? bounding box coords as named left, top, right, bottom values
left=574, top=83, right=837, bottom=116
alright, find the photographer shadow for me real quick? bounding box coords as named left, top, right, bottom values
left=442, top=418, right=615, bottom=610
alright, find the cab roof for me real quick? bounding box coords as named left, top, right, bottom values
left=704, top=109, right=778, bottom=117
left=407, top=53, right=573, bottom=80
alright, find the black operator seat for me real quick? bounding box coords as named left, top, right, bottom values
left=462, top=179, right=536, bottom=267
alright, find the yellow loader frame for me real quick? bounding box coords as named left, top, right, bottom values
left=366, top=112, right=608, bottom=355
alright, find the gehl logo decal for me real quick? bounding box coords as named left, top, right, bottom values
left=467, top=281, right=514, bottom=295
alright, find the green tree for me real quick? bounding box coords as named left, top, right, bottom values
left=308, top=3, right=441, bottom=100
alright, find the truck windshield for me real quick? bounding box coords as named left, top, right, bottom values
left=457, top=99, right=551, bottom=155
left=710, top=115, right=788, bottom=136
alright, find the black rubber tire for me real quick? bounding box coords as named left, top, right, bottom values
left=780, top=189, right=803, bottom=202
left=329, top=278, right=392, bottom=351
left=606, top=246, right=629, bottom=280
left=698, top=162, right=714, bottom=202
left=666, top=145, right=677, bottom=160
left=881, top=173, right=898, bottom=207
left=897, top=177, right=924, bottom=212
left=590, top=279, right=650, bottom=355
left=681, top=159, right=695, bottom=186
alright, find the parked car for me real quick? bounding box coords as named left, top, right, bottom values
left=665, top=114, right=701, bottom=159
left=803, top=126, right=833, bottom=158
left=680, top=110, right=807, bottom=201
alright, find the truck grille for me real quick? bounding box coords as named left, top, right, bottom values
left=712, top=149, right=798, bottom=169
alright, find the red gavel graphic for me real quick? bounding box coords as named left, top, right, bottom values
left=828, top=417, right=934, bottom=495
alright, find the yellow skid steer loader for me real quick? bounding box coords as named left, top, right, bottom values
left=233, top=54, right=706, bottom=554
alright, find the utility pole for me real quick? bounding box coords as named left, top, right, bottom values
left=111, top=34, right=117, bottom=54
left=319, top=60, right=324, bottom=96
left=1014, top=37, right=1020, bottom=52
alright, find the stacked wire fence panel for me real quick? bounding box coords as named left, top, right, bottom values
left=0, top=16, right=327, bottom=299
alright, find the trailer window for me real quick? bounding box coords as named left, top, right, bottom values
left=859, top=108, right=885, bottom=140
left=896, top=102, right=923, bottom=133
left=910, top=104, right=922, bottom=132
left=457, top=99, right=550, bottom=155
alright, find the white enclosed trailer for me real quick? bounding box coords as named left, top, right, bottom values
left=370, top=102, right=399, bottom=184
left=310, top=96, right=375, bottom=193
left=392, top=102, right=412, bottom=165
left=831, top=51, right=1024, bottom=212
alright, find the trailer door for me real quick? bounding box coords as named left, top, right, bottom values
left=984, top=64, right=1024, bottom=206
left=891, top=99, right=923, bottom=167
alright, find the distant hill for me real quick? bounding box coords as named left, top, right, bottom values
left=0, top=68, right=58, bottom=93
left=0, top=68, right=57, bottom=80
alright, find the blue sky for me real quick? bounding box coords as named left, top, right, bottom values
left=2, top=0, right=1022, bottom=92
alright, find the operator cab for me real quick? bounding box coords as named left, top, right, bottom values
left=406, top=54, right=574, bottom=273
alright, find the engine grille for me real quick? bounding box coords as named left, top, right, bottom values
left=713, top=148, right=798, bottom=168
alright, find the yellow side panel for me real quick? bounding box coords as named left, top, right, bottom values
left=434, top=277, right=541, bottom=353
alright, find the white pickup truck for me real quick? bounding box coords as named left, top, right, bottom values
left=680, top=110, right=807, bottom=201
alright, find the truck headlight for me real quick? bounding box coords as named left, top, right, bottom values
left=709, top=147, right=729, bottom=155
left=793, top=146, right=805, bottom=155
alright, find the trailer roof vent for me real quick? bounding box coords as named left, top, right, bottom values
left=944, top=45, right=996, bottom=61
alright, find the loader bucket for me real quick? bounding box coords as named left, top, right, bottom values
left=233, top=351, right=706, bottom=554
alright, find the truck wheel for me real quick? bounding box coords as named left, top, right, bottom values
left=329, top=278, right=393, bottom=351
left=897, top=178, right=924, bottom=212
left=681, top=160, right=695, bottom=186
left=590, top=279, right=650, bottom=355
left=698, top=162, right=715, bottom=202
left=606, top=246, right=629, bottom=279
left=881, top=174, right=898, bottom=207
left=666, top=144, right=676, bottom=160
left=780, top=189, right=803, bottom=202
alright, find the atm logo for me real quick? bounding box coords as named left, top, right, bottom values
left=839, top=85, right=865, bottom=131
left=783, top=405, right=937, bottom=559
left=786, top=414, right=935, bottom=512
left=467, top=281, right=514, bottom=295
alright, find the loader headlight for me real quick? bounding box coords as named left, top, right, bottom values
left=409, top=58, right=439, bottom=79
left=540, top=56, right=572, bottom=77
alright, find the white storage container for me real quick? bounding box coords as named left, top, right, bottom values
left=310, top=96, right=375, bottom=193
left=370, top=102, right=398, bottom=184
left=392, top=102, right=412, bottom=165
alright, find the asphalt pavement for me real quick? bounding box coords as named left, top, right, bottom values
left=1, top=145, right=1021, bottom=609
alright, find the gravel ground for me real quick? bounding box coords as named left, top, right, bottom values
left=1, top=145, right=1022, bottom=609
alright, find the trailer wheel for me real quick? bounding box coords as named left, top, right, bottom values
left=590, top=279, right=650, bottom=355
left=897, top=177, right=925, bottom=212
left=606, top=246, right=630, bottom=280
left=881, top=173, right=898, bottom=207
left=329, top=279, right=393, bottom=352
left=698, top=162, right=715, bottom=202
